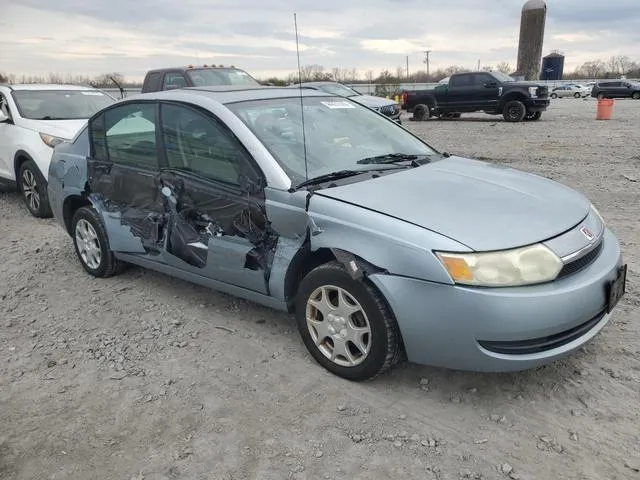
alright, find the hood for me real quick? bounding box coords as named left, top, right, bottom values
left=350, top=94, right=397, bottom=108
left=19, top=119, right=88, bottom=141
left=313, top=156, right=590, bottom=251
left=506, top=81, right=546, bottom=89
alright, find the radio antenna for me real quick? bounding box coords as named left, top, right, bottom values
left=294, top=12, right=309, bottom=181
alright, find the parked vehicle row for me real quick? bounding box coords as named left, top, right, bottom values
left=590, top=80, right=640, bottom=99
left=550, top=83, right=591, bottom=99
left=0, top=67, right=627, bottom=382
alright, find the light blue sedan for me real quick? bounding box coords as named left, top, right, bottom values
left=47, top=86, right=626, bottom=381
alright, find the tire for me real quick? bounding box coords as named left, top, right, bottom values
left=550, top=93, right=558, bottom=99
left=411, top=104, right=429, bottom=121
left=574, top=92, right=581, bottom=98
left=71, top=206, right=126, bottom=278
left=295, top=261, right=404, bottom=381
left=524, top=111, right=542, bottom=121
left=18, top=160, right=52, bottom=218
left=503, top=100, right=527, bottom=122
left=632, top=92, right=640, bottom=100
left=597, top=92, right=605, bottom=100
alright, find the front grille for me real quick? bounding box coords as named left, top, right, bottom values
left=379, top=104, right=400, bottom=116
left=536, top=86, right=549, bottom=98
left=557, top=240, right=604, bottom=279
left=478, top=309, right=606, bottom=355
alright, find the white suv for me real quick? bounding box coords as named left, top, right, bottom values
left=0, top=84, right=115, bottom=217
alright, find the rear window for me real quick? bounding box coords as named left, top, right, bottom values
left=144, top=72, right=162, bottom=91
left=186, top=68, right=260, bottom=87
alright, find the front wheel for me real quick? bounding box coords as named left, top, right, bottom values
left=18, top=160, right=52, bottom=218
left=503, top=100, right=527, bottom=122
left=550, top=93, right=558, bottom=99
left=71, top=206, right=126, bottom=278
left=295, top=261, right=404, bottom=381
left=574, top=92, right=581, bottom=98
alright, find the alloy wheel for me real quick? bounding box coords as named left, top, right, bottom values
left=75, top=219, right=102, bottom=270
left=21, top=169, right=40, bottom=212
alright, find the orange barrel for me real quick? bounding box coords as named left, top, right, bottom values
left=596, top=98, right=614, bottom=120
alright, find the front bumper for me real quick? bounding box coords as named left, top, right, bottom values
left=526, top=98, right=551, bottom=112
left=369, top=228, right=623, bottom=372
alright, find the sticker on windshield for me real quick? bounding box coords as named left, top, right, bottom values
left=81, top=91, right=105, bottom=96
left=321, top=100, right=355, bottom=109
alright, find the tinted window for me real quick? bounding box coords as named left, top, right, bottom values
left=163, top=73, right=188, bottom=90
left=91, top=103, right=158, bottom=168
left=473, top=73, right=495, bottom=86
left=160, top=103, right=245, bottom=185
left=145, top=72, right=162, bottom=91
left=11, top=90, right=114, bottom=120
left=451, top=75, right=472, bottom=87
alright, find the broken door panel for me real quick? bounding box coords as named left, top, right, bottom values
left=157, top=171, right=273, bottom=295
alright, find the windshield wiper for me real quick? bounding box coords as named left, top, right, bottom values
left=35, top=116, right=64, bottom=120
left=356, top=153, right=432, bottom=166
left=295, top=170, right=367, bottom=189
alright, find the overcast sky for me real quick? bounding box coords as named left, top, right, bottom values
left=2, top=0, right=639, bottom=81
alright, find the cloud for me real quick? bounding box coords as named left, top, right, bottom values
left=1, top=0, right=639, bottom=81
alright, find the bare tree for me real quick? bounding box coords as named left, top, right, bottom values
left=496, top=62, right=512, bottom=74
left=577, top=60, right=606, bottom=79
left=607, top=56, right=620, bottom=75
left=0, top=73, right=8, bottom=83
left=617, top=56, right=635, bottom=75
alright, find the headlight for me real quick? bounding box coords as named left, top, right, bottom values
left=529, top=87, right=538, bottom=98
left=435, top=244, right=563, bottom=287
left=590, top=204, right=605, bottom=226
left=39, top=132, right=68, bottom=148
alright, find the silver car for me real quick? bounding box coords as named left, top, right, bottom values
left=47, top=86, right=626, bottom=381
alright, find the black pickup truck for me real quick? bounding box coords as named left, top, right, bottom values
left=402, top=71, right=550, bottom=122
left=141, top=65, right=262, bottom=93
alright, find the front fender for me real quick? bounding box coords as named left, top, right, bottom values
left=307, top=194, right=470, bottom=284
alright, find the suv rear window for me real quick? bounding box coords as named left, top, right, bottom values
left=186, top=68, right=260, bottom=87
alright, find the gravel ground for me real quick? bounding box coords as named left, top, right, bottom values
left=1, top=98, right=639, bottom=480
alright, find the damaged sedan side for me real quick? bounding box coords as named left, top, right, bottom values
left=48, top=87, right=625, bottom=381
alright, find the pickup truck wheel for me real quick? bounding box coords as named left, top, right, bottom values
left=524, top=111, right=542, bottom=121
left=503, top=100, right=527, bottom=122
left=411, top=104, right=429, bottom=121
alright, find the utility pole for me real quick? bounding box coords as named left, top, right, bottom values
left=422, top=50, right=432, bottom=80
left=406, top=55, right=409, bottom=81
left=477, top=59, right=481, bottom=71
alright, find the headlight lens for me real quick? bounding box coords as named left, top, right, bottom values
left=39, top=132, right=68, bottom=148
left=435, top=244, right=563, bottom=287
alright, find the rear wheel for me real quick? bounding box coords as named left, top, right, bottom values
left=597, top=92, right=605, bottom=100
left=632, top=92, right=640, bottom=100
left=574, top=92, right=581, bottom=98
left=550, top=93, right=558, bottom=99
left=18, top=160, right=52, bottom=218
left=295, top=261, right=404, bottom=381
left=503, top=100, right=527, bottom=122
left=525, top=111, right=542, bottom=121
left=411, top=104, right=430, bottom=121
left=71, top=206, right=126, bottom=277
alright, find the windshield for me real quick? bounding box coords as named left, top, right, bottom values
left=186, top=68, right=260, bottom=87
left=227, top=96, right=437, bottom=185
left=314, top=83, right=360, bottom=97
left=490, top=72, right=515, bottom=83
left=12, top=90, right=115, bottom=120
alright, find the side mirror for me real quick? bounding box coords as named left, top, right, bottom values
left=0, top=110, right=9, bottom=123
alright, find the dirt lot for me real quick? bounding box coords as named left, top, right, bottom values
left=1, top=98, right=639, bottom=480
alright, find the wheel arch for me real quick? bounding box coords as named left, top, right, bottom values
left=499, top=91, right=529, bottom=108
left=13, top=150, right=36, bottom=180
left=62, top=193, right=93, bottom=235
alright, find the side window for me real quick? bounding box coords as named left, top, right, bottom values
left=450, top=75, right=471, bottom=87
left=160, top=103, right=248, bottom=185
left=473, top=73, right=494, bottom=86
left=163, top=73, right=188, bottom=90
left=145, top=72, right=162, bottom=91
left=90, top=103, right=158, bottom=168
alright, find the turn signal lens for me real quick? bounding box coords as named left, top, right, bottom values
left=39, top=132, right=68, bottom=148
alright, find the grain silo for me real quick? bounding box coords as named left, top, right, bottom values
left=514, top=0, right=547, bottom=81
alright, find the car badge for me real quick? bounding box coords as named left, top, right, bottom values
left=580, top=226, right=594, bottom=241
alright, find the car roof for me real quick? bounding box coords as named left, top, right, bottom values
left=0, top=83, right=100, bottom=91
left=128, top=85, right=337, bottom=104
